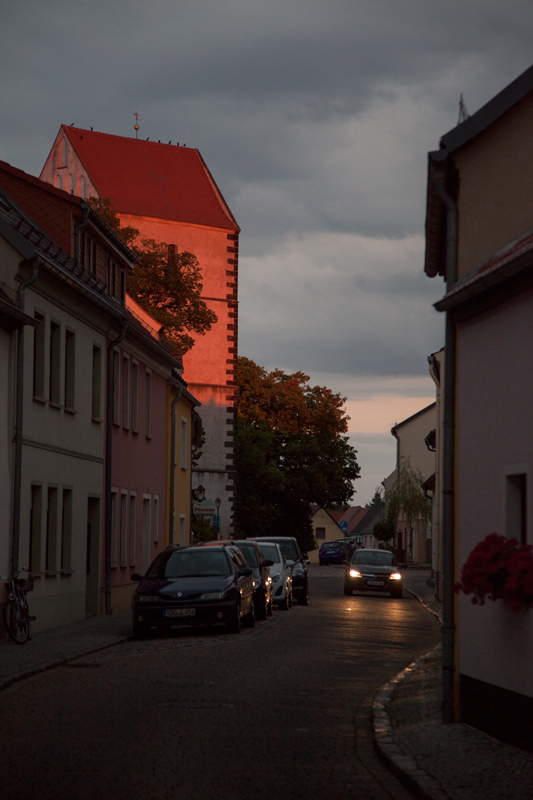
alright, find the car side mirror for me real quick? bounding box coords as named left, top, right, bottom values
left=263, top=559, right=274, bottom=567
left=131, top=573, right=144, bottom=582
left=238, top=567, right=253, bottom=577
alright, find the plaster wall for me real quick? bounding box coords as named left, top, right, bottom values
left=167, top=388, right=194, bottom=547
left=0, top=330, right=12, bottom=583
left=457, top=288, right=533, bottom=698
left=39, top=130, right=98, bottom=198
left=309, top=508, right=341, bottom=563
left=455, top=91, right=533, bottom=277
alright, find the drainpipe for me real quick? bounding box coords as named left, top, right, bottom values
left=168, top=387, right=183, bottom=546
left=434, top=178, right=458, bottom=724
left=11, top=256, right=40, bottom=577
left=73, top=202, right=90, bottom=264
left=104, top=320, right=127, bottom=615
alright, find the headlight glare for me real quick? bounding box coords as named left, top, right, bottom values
left=391, top=572, right=402, bottom=580
left=349, top=569, right=361, bottom=578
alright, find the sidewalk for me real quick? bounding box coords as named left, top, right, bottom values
left=0, top=609, right=131, bottom=690
left=374, top=568, right=533, bottom=800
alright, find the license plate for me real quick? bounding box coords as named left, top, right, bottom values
left=165, top=608, right=196, bottom=618
left=367, top=580, right=385, bottom=587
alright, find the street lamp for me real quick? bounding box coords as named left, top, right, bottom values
left=215, top=497, right=221, bottom=539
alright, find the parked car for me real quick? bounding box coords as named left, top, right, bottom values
left=318, top=541, right=347, bottom=565
left=335, top=537, right=358, bottom=559
left=131, top=544, right=255, bottom=637
left=251, top=536, right=309, bottom=605
left=343, top=548, right=403, bottom=598
left=200, top=539, right=273, bottom=620
left=253, top=541, right=292, bottom=610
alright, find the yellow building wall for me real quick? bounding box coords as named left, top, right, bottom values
left=309, top=508, right=342, bottom=563
left=166, top=386, right=194, bottom=547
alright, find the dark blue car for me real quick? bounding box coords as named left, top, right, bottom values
left=318, top=541, right=346, bottom=565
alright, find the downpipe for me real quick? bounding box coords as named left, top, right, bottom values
left=168, top=387, right=183, bottom=545
left=11, top=256, right=40, bottom=577
left=434, top=179, right=458, bottom=724
left=104, top=320, right=127, bottom=615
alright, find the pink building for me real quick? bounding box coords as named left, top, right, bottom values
left=41, top=127, right=239, bottom=536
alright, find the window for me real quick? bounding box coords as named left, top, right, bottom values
left=129, top=493, right=137, bottom=567
left=113, top=350, right=120, bottom=424
left=92, top=345, right=102, bottom=420
left=506, top=473, right=527, bottom=545
left=45, top=487, right=58, bottom=573
left=153, top=495, right=159, bottom=543
left=122, top=356, right=130, bottom=429
left=58, top=137, right=68, bottom=168
left=77, top=176, right=87, bottom=199
left=110, top=489, right=118, bottom=568
left=316, top=527, right=326, bottom=540
left=61, top=488, right=73, bottom=571
left=120, top=491, right=128, bottom=567
left=29, top=485, right=42, bottom=573
left=180, top=417, right=188, bottom=469
left=142, top=496, right=151, bottom=571
left=49, top=321, right=61, bottom=405
left=67, top=174, right=74, bottom=195
left=53, top=174, right=63, bottom=190
left=120, top=269, right=125, bottom=304
left=145, top=370, right=152, bottom=438
left=33, top=312, right=45, bottom=399
left=64, top=330, right=75, bottom=410
left=131, top=362, right=139, bottom=432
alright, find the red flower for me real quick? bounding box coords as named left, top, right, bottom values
left=455, top=534, right=533, bottom=611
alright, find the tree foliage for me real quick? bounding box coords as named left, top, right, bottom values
left=378, top=458, right=431, bottom=544
left=235, top=357, right=360, bottom=551
left=87, top=197, right=217, bottom=352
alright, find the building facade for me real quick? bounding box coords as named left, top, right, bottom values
left=41, top=127, right=239, bottom=536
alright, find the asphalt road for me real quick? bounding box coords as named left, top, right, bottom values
left=0, top=567, right=439, bottom=800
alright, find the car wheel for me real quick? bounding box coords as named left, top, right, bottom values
left=243, top=598, right=256, bottom=628
left=225, top=604, right=241, bottom=634
left=256, top=591, right=268, bottom=621
left=391, top=587, right=403, bottom=599
left=343, top=584, right=353, bottom=596
left=297, top=581, right=309, bottom=605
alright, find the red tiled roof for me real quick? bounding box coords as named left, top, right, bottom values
left=60, top=126, right=239, bottom=231
left=0, top=159, right=80, bottom=254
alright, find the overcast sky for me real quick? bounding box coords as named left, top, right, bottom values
left=2, top=1, right=532, bottom=502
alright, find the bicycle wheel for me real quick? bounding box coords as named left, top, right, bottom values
left=3, top=600, right=30, bottom=644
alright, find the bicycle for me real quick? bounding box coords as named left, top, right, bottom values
left=1, top=570, right=34, bottom=644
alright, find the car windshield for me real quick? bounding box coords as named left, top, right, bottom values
left=147, top=550, right=231, bottom=578
left=322, top=542, right=340, bottom=550
left=277, top=541, right=299, bottom=561
left=352, top=551, right=395, bottom=567
left=258, top=544, right=281, bottom=564
left=235, top=543, right=259, bottom=567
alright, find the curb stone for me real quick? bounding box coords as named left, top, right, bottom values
left=373, top=645, right=450, bottom=800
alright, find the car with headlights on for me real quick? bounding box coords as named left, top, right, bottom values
left=251, top=536, right=309, bottom=605
left=253, top=541, right=292, bottom=610
left=344, top=548, right=403, bottom=598
left=200, top=539, right=273, bottom=620
left=131, top=544, right=255, bottom=637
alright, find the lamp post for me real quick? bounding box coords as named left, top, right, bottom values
left=195, top=485, right=205, bottom=543
left=215, top=497, right=221, bottom=540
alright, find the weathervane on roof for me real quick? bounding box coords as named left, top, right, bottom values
left=457, top=94, right=470, bottom=125
left=134, top=104, right=140, bottom=139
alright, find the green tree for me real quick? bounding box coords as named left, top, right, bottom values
left=87, top=197, right=217, bottom=352
left=378, top=458, right=431, bottom=545
left=235, top=357, right=360, bottom=551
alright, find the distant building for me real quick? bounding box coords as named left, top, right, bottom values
left=41, top=127, right=239, bottom=536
